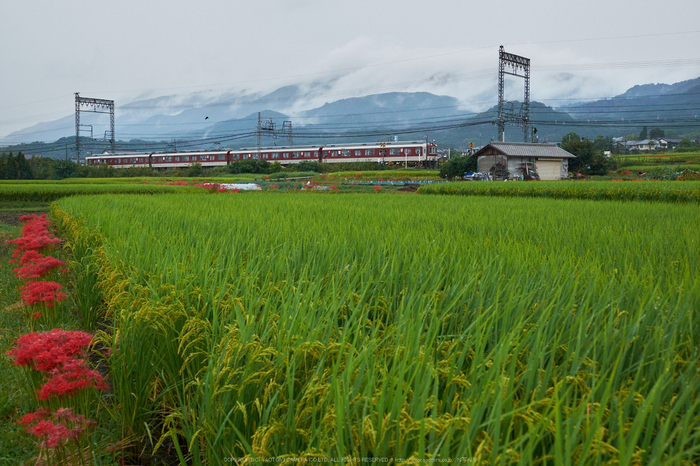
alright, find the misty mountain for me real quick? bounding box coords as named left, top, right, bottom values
left=612, top=77, right=700, bottom=99
left=2, top=75, right=699, bottom=154
left=557, top=83, right=700, bottom=138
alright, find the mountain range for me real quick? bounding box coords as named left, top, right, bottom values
left=2, top=76, right=699, bottom=156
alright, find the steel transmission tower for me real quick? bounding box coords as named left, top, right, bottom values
left=75, top=93, right=115, bottom=162
left=496, top=46, right=531, bottom=142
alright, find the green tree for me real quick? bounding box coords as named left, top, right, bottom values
left=593, top=135, right=612, bottom=152
left=2, top=152, right=18, bottom=180
left=227, top=159, right=271, bottom=174
left=679, top=138, right=693, bottom=148
left=639, top=126, right=648, bottom=140
left=649, top=128, right=665, bottom=139
left=15, top=152, right=33, bottom=179
left=52, top=160, right=82, bottom=179
left=439, top=155, right=477, bottom=180
left=188, top=163, right=203, bottom=176
left=561, top=132, right=610, bottom=175
left=561, top=132, right=581, bottom=145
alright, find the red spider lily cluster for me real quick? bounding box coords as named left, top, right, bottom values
left=38, top=358, right=107, bottom=400
left=6, top=214, right=67, bottom=310
left=14, top=255, right=67, bottom=279
left=8, top=329, right=94, bottom=371
left=7, top=214, right=61, bottom=259
left=19, top=281, right=67, bottom=306
left=165, top=179, right=189, bottom=186
left=6, top=215, right=104, bottom=458
left=8, top=329, right=106, bottom=401
left=374, top=185, right=382, bottom=192
left=19, top=407, right=95, bottom=449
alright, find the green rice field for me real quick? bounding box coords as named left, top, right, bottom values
left=52, top=191, right=700, bottom=464
left=0, top=180, right=198, bottom=202
left=419, top=180, right=700, bottom=203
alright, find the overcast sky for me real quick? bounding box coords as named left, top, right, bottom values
left=1, top=0, right=699, bottom=140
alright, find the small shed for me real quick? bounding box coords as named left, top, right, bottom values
left=471, top=142, right=576, bottom=180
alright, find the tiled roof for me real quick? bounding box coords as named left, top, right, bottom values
left=474, top=142, right=576, bottom=158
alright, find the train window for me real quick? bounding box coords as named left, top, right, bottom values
left=217, top=154, right=225, bottom=160
left=283, top=153, right=289, bottom=159
left=416, top=149, right=421, bottom=155
left=390, top=149, right=400, bottom=155
left=182, top=156, right=189, bottom=162
left=365, top=149, right=374, bottom=156
left=293, top=152, right=300, bottom=158
left=130, top=158, right=136, bottom=163
left=354, top=150, right=361, bottom=156
left=405, top=148, right=412, bottom=154
left=429, top=147, right=437, bottom=154
left=342, top=150, right=350, bottom=157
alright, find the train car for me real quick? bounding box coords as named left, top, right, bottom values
left=84, top=141, right=438, bottom=168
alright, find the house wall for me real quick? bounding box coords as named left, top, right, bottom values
left=478, top=155, right=569, bottom=180
left=536, top=159, right=562, bottom=181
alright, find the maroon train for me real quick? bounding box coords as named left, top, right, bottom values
left=85, top=141, right=438, bottom=168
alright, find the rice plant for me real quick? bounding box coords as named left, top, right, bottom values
left=54, top=192, right=700, bottom=464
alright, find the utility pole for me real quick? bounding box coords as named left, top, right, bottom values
left=75, top=93, right=115, bottom=163
left=496, top=46, right=531, bottom=143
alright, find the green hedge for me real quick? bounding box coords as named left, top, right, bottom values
left=418, top=180, right=700, bottom=203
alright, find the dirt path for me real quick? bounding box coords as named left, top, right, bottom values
left=0, top=211, right=48, bottom=226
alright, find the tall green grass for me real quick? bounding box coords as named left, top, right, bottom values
left=54, top=193, right=700, bottom=464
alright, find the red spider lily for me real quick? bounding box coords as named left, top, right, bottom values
left=7, top=233, right=61, bottom=255
left=18, top=407, right=51, bottom=425
left=13, top=255, right=66, bottom=279
left=32, top=312, right=43, bottom=319
left=15, top=249, right=43, bottom=265
left=19, top=281, right=67, bottom=306
left=355, top=173, right=362, bottom=178
left=37, top=358, right=107, bottom=400
left=374, top=185, right=382, bottom=192
left=20, top=408, right=95, bottom=449
left=8, top=329, right=94, bottom=372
